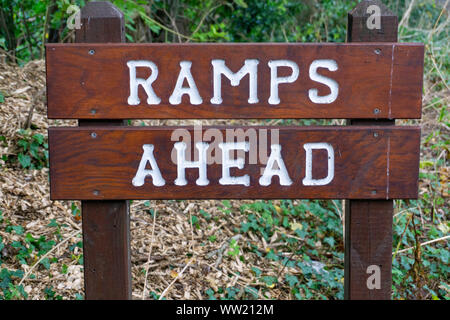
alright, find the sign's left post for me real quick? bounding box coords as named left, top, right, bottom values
left=74, top=1, right=132, bottom=300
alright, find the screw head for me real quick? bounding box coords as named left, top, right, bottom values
left=374, top=48, right=381, bottom=55
left=90, top=109, right=97, bottom=114
left=373, top=132, right=379, bottom=137
left=374, top=108, right=381, bottom=114
left=88, top=49, right=95, bottom=55
left=371, top=190, right=377, bottom=195
left=93, top=190, right=100, bottom=196
left=91, top=132, right=97, bottom=138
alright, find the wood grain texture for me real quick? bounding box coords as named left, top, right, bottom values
left=45, top=43, right=424, bottom=119
left=48, top=126, right=420, bottom=200
left=75, top=1, right=131, bottom=300
left=81, top=200, right=131, bottom=300
left=344, top=0, right=400, bottom=300
left=344, top=200, right=393, bottom=299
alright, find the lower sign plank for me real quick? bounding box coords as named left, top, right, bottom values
left=48, top=126, right=420, bottom=200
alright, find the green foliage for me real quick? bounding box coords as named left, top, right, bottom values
left=391, top=201, right=449, bottom=300
left=14, top=129, right=48, bottom=170
left=204, top=200, right=345, bottom=300
left=0, top=211, right=70, bottom=299
left=227, top=238, right=240, bottom=257
left=0, top=268, right=27, bottom=300
left=190, top=215, right=200, bottom=229
left=219, top=0, right=356, bottom=42
left=44, top=286, right=62, bottom=300
left=0, top=0, right=356, bottom=64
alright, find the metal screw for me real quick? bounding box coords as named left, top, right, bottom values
left=373, top=132, right=379, bottom=137
left=93, top=190, right=100, bottom=196
left=374, top=48, right=381, bottom=55
left=374, top=108, right=380, bottom=114
left=88, top=49, right=95, bottom=55
left=90, top=109, right=97, bottom=114
left=371, top=190, right=377, bottom=195
left=91, top=132, right=97, bottom=138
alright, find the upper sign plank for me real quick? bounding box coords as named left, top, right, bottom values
left=46, top=43, right=424, bottom=119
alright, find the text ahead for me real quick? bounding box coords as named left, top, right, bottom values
left=48, top=126, right=420, bottom=200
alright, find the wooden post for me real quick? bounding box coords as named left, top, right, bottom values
left=75, top=2, right=131, bottom=300
left=345, top=0, right=397, bottom=300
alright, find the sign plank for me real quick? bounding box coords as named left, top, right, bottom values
left=48, top=126, right=420, bottom=200
left=45, top=43, right=424, bottom=119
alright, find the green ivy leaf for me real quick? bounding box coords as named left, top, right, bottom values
left=11, top=225, right=24, bottom=235
left=32, top=134, right=44, bottom=145
left=251, top=266, right=262, bottom=277
left=262, top=276, right=277, bottom=287
left=18, top=153, right=31, bottom=168
left=40, top=257, right=51, bottom=270
left=285, top=274, right=299, bottom=287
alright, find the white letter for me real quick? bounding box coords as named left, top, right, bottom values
left=259, top=144, right=292, bottom=186
left=366, top=265, right=381, bottom=289
left=226, top=128, right=258, bottom=165
left=174, top=141, right=209, bottom=186
left=308, top=59, right=339, bottom=104
left=169, top=61, right=203, bottom=105
left=132, top=144, right=165, bottom=187
left=303, top=143, right=334, bottom=186
left=203, top=128, right=223, bottom=165
left=219, top=142, right=250, bottom=186
left=211, top=59, right=259, bottom=104
left=268, top=60, right=299, bottom=105
left=127, top=60, right=161, bottom=105
left=366, top=5, right=381, bottom=30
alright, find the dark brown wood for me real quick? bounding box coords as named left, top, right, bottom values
left=345, top=0, right=400, bottom=300
left=75, top=1, right=125, bottom=43
left=45, top=43, right=424, bottom=119
left=75, top=1, right=131, bottom=300
left=48, top=126, right=420, bottom=200
left=347, top=0, right=398, bottom=42
left=81, top=200, right=131, bottom=300
left=345, top=200, right=393, bottom=299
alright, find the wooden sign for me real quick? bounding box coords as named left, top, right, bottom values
left=48, top=126, right=420, bottom=200
left=45, top=0, right=424, bottom=301
left=45, top=43, right=424, bottom=119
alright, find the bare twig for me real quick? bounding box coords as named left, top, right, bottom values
left=394, top=235, right=450, bottom=255
left=158, top=258, right=194, bottom=300
left=24, top=88, right=45, bottom=129
left=142, top=208, right=157, bottom=300
left=399, top=0, right=416, bottom=28
left=18, top=229, right=81, bottom=287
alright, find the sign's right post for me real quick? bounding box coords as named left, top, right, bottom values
left=345, top=0, right=399, bottom=300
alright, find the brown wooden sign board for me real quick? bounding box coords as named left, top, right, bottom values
left=44, top=0, right=425, bottom=301
left=48, top=126, right=420, bottom=200
left=45, top=43, right=424, bottom=119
